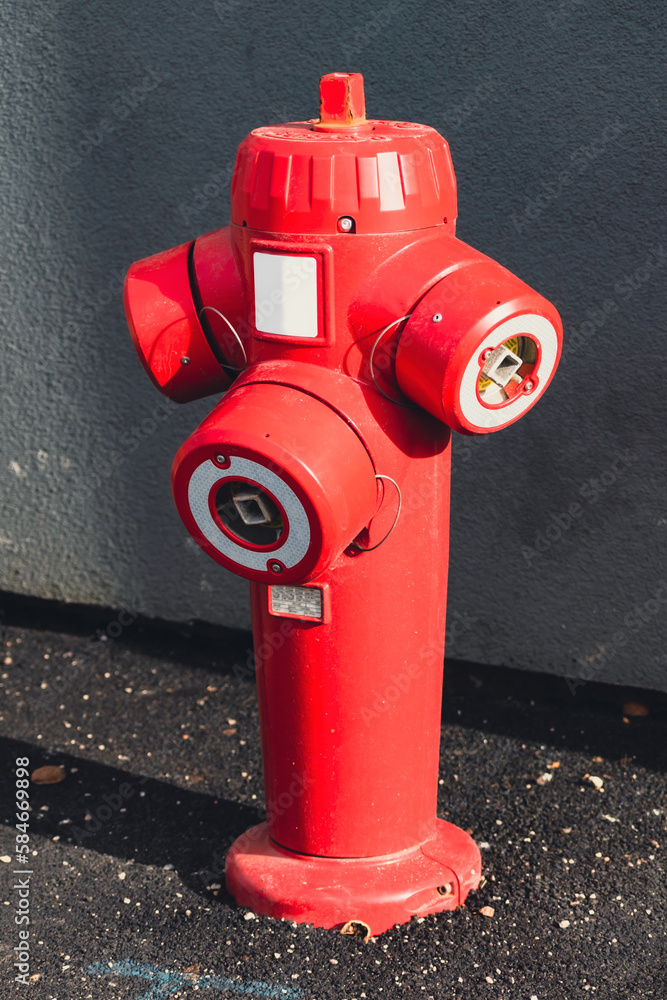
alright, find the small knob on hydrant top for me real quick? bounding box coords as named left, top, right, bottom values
left=315, top=71, right=368, bottom=130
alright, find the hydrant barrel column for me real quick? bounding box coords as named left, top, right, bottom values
left=249, top=417, right=451, bottom=859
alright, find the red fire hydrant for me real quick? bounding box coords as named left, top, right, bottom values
left=124, top=73, right=562, bottom=935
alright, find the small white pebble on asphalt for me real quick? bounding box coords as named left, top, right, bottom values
left=118, top=873, right=126, bottom=880
left=479, top=842, right=490, bottom=849
left=162, top=864, right=174, bottom=871
left=123, top=898, right=131, bottom=904
left=329, top=959, right=338, bottom=965
left=244, top=911, right=256, bottom=920
left=0, top=856, right=11, bottom=864
left=602, top=814, right=620, bottom=823
left=531, top=995, right=539, bottom=1000
left=559, top=920, right=571, bottom=928
left=536, top=772, right=553, bottom=785
left=587, top=776, right=604, bottom=789
left=485, top=976, right=494, bottom=983
left=274, top=953, right=281, bottom=959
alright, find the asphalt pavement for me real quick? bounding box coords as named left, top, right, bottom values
left=1, top=593, right=666, bottom=999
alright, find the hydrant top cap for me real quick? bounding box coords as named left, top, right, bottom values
left=231, top=72, right=458, bottom=235
left=316, top=72, right=367, bottom=130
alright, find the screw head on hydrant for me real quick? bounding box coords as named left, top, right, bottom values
left=123, top=71, right=562, bottom=936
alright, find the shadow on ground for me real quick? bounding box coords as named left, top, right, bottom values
left=0, top=735, right=258, bottom=905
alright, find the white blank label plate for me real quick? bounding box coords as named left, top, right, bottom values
left=253, top=253, right=319, bottom=339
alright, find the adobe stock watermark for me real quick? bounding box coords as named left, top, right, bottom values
left=511, top=117, right=627, bottom=234
left=345, top=0, right=401, bottom=59
left=22, top=0, right=70, bottom=39
left=566, top=579, right=667, bottom=693
left=91, top=605, right=141, bottom=643
left=360, top=620, right=475, bottom=727
left=546, top=0, right=586, bottom=29
left=22, top=606, right=140, bottom=724
left=67, top=731, right=183, bottom=849
left=54, top=67, right=166, bottom=180
left=178, top=158, right=236, bottom=226
left=369, top=262, right=478, bottom=397
left=561, top=244, right=666, bottom=363
left=70, top=771, right=151, bottom=846
left=23, top=654, right=85, bottom=720
left=76, top=397, right=179, bottom=503
left=198, top=770, right=314, bottom=888
left=439, top=75, right=497, bottom=132
left=177, top=258, right=320, bottom=369
left=369, top=271, right=468, bottom=385
left=212, top=0, right=246, bottom=18
left=522, top=450, right=635, bottom=566
left=231, top=618, right=297, bottom=684
left=452, top=430, right=492, bottom=465
left=62, top=268, right=128, bottom=341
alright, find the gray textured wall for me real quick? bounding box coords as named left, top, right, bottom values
left=1, top=1, right=665, bottom=689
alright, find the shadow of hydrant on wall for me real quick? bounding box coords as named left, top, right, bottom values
left=124, top=72, right=562, bottom=935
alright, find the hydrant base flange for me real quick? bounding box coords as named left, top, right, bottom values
left=225, top=819, right=481, bottom=936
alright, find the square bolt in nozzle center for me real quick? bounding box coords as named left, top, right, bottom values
left=481, top=344, right=524, bottom=388
left=232, top=488, right=279, bottom=526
